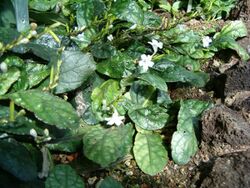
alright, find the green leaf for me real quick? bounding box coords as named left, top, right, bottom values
left=45, top=164, right=85, bottom=188
left=138, top=73, right=168, bottom=91
left=26, top=63, right=50, bottom=88
left=0, top=68, right=20, bottom=95
left=142, top=11, right=161, bottom=28
left=218, top=20, right=248, bottom=39
left=133, top=132, right=168, bottom=175
left=91, top=79, right=121, bottom=120
left=76, top=0, right=105, bottom=28
left=111, top=0, right=144, bottom=25
left=153, top=60, right=209, bottom=87
left=56, top=51, right=96, bottom=94
left=0, top=116, right=44, bottom=136
left=171, top=131, right=197, bottom=165
left=0, top=140, right=37, bottom=181
left=83, top=124, right=134, bottom=167
left=97, top=53, right=135, bottom=79
left=12, top=0, right=29, bottom=32
left=177, top=99, right=212, bottom=133
left=96, top=176, right=123, bottom=188
left=91, top=42, right=117, bottom=59
left=129, top=80, right=155, bottom=106
left=213, top=36, right=249, bottom=61
left=171, top=99, right=212, bottom=165
left=29, top=0, right=58, bottom=11
left=0, top=0, right=16, bottom=28
left=9, top=90, right=80, bottom=129
left=128, top=105, right=169, bottom=130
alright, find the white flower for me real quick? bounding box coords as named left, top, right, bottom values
left=30, top=129, right=37, bottom=138
left=107, top=34, right=114, bottom=41
left=0, top=62, right=8, bottom=73
left=138, top=54, right=154, bottom=72
left=148, top=39, right=163, bottom=54
left=105, top=109, right=125, bottom=126
left=202, top=36, right=212, bottom=48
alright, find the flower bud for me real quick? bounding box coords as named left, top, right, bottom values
left=30, top=129, right=38, bottom=138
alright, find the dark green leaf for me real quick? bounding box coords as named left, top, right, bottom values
left=111, top=0, right=144, bottom=25
left=133, top=132, right=168, bottom=175
left=56, top=51, right=96, bottom=94
left=96, top=53, right=135, bottom=78
left=83, top=124, right=134, bottom=167
left=0, top=140, right=37, bottom=181
left=153, top=60, right=209, bottom=87
left=138, top=73, right=168, bottom=91
left=128, top=105, right=169, bottom=130
left=96, top=176, right=123, bottom=188
left=29, top=0, right=58, bottom=11
left=91, top=42, right=117, bottom=59
left=130, top=80, right=155, bottom=106
left=9, top=90, right=80, bottom=129
left=45, top=164, right=85, bottom=188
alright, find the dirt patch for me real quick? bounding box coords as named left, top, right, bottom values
left=197, top=149, right=250, bottom=188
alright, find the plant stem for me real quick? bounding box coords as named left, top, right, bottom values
left=187, top=0, right=193, bottom=13
left=9, top=100, right=15, bottom=122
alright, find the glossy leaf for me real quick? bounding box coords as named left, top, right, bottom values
left=111, top=0, right=144, bottom=25
left=9, top=90, right=79, bottom=129
left=0, top=140, right=37, bottom=181
left=56, top=51, right=96, bottom=94
left=138, top=73, right=168, bottom=91
left=128, top=105, right=169, bottom=130
left=45, top=164, right=85, bottom=188
left=133, top=132, right=168, bottom=175
left=171, top=131, right=198, bottom=165
left=83, top=124, right=134, bottom=167
left=0, top=68, right=20, bottom=95
left=153, top=60, right=209, bottom=87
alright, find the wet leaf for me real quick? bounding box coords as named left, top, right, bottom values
left=133, top=132, right=168, bottom=175
left=9, top=90, right=80, bottom=129
left=56, top=51, right=96, bottom=94
left=83, top=124, right=134, bottom=167
left=45, top=164, right=84, bottom=188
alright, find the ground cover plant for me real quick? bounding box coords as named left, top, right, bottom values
left=0, top=0, right=248, bottom=187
